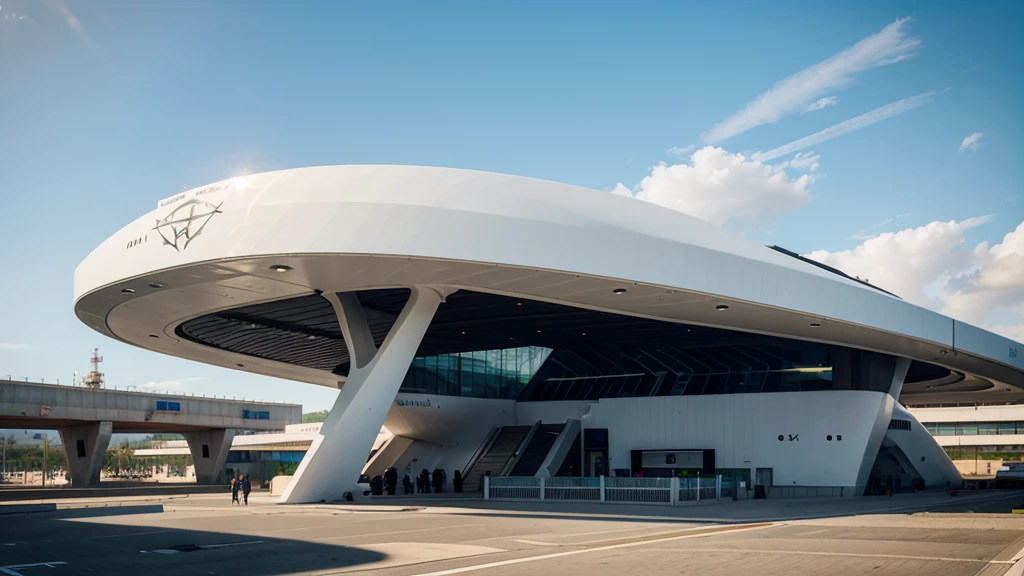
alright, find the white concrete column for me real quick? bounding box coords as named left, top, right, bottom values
left=58, top=421, right=112, bottom=486
left=281, top=286, right=447, bottom=503
left=853, top=356, right=913, bottom=493
left=183, top=428, right=236, bottom=484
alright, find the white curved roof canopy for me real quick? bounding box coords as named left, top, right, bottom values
left=74, top=165, right=1024, bottom=400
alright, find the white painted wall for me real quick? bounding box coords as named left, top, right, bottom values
left=882, top=404, right=962, bottom=487
left=385, top=394, right=515, bottom=446
left=515, top=401, right=593, bottom=425
left=583, top=390, right=891, bottom=488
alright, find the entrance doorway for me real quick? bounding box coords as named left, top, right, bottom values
left=755, top=467, right=773, bottom=497
left=588, top=451, right=606, bottom=477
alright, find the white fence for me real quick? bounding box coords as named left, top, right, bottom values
left=486, top=475, right=723, bottom=505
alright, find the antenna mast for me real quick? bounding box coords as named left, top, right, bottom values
left=83, top=348, right=104, bottom=389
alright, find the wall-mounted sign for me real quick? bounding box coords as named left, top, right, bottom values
left=395, top=398, right=431, bottom=408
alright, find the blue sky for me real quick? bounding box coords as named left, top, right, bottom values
left=1, top=0, right=1022, bottom=414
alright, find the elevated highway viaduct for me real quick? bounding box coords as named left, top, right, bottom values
left=0, top=379, right=301, bottom=486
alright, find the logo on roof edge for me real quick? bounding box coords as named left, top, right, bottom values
left=153, top=199, right=223, bottom=252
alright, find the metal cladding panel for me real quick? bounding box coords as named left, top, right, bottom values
left=956, top=321, right=1023, bottom=372
left=585, top=390, right=888, bottom=487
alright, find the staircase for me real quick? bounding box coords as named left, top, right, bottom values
left=511, top=424, right=565, bottom=476
left=462, top=426, right=531, bottom=492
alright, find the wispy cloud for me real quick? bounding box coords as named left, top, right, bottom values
left=773, top=151, right=821, bottom=173
left=45, top=0, right=96, bottom=49
left=702, top=18, right=921, bottom=142
left=141, top=377, right=210, bottom=391
left=751, top=91, right=937, bottom=162
left=849, top=212, right=915, bottom=240
left=959, top=132, right=983, bottom=152
left=666, top=145, right=696, bottom=157
left=960, top=214, right=996, bottom=229
left=803, top=97, right=839, bottom=113
left=0, top=343, right=37, bottom=351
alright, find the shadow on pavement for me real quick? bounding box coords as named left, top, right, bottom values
left=0, top=511, right=387, bottom=576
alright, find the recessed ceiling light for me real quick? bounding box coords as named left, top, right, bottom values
left=121, top=288, right=135, bottom=294
left=237, top=363, right=245, bottom=368
left=148, top=334, right=159, bottom=338
left=582, top=332, right=587, bottom=336
left=939, top=350, right=948, bottom=355
left=715, top=304, right=729, bottom=311
left=461, top=331, right=466, bottom=335
left=612, top=288, right=627, bottom=295
left=148, top=282, right=164, bottom=289
left=307, top=335, right=316, bottom=340
left=516, top=302, right=522, bottom=306
left=810, top=323, right=821, bottom=328
left=270, top=265, right=292, bottom=273
left=536, top=330, right=542, bottom=333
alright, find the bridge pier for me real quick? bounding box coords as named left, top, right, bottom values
left=184, top=429, right=236, bottom=484
left=58, top=421, right=112, bottom=486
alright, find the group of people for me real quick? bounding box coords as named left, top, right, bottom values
left=230, top=473, right=252, bottom=505
left=370, top=467, right=463, bottom=496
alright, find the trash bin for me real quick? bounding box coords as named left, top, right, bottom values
left=754, top=484, right=767, bottom=499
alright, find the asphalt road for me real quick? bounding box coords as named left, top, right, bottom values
left=3, top=492, right=1024, bottom=575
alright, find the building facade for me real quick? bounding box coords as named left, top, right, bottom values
left=74, top=165, right=1024, bottom=502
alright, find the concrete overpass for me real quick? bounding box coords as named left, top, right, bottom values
left=0, top=379, right=301, bottom=486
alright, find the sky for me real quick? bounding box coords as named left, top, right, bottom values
left=1, top=0, right=1022, bottom=415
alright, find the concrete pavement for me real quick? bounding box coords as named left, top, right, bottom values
left=4, top=491, right=1024, bottom=575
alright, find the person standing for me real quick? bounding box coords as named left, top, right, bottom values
left=242, top=474, right=252, bottom=506
left=230, top=476, right=239, bottom=506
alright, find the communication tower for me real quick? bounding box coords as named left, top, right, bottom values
left=83, top=348, right=104, bottom=389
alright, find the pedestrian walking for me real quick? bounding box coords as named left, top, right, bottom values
left=230, top=476, right=239, bottom=506
left=242, top=474, right=252, bottom=506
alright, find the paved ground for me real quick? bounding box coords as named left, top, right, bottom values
left=3, top=490, right=1024, bottom=575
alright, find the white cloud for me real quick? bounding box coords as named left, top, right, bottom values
left=752, top=91, right=936, bottom=162
left=666, top=145, right=696, bottom=157
left=610, top=183, right=634, bottom=197
left=806, top=218, right=1024, bottom=344
left=803, top=97, right=839, bottom=113
left=0, top=343, right=36, bottom=351
left=702, top=18, right=921, bottom=142
left=959, top=131, right=983, bottom=152
left=626, top=146, right=812, bottom=226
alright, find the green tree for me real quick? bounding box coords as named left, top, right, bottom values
left=302, top=410, right=329, bottom=423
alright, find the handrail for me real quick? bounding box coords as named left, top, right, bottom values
left=462, top=426, right=500, bottom=479
left=501, top=420, right=541, bottom=477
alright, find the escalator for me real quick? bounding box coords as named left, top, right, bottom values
left=462, top=425, right=532, bottom=492
left=511, top=424, right=565, bottom=476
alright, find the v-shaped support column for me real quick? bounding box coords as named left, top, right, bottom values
left=281, top=286, right=447, bottom=503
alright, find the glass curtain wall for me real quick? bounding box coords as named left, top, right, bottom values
left=400, top=346, right=551, bottom=400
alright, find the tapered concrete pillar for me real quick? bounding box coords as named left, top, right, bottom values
left=58, top=421, right=112, bottom=486
left=281, top=286, right=447, bottom=503
left=184, top=428, right=236, bottom=484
